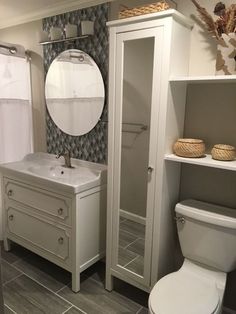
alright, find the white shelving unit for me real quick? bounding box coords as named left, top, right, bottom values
left=165, top=154, right=236, bottom=171
left=167, top=74, right=236, bottom=173
left=169, top=75, right=236, bottom=84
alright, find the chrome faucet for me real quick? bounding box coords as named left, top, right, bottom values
left=56, top=150, right=74, bottom=168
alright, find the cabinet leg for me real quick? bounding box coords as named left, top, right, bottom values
left=72, top=271, right=80, bottom=293
left=105, top=272, right=114, bottom=291
left=3, top=238, right=11, bottom=251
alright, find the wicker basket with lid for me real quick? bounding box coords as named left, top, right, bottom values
left=173, top=138, right=205, bottom=158
left=211, top=144, right=235, bottom=161
left=119, top=1, right=170, bottom=19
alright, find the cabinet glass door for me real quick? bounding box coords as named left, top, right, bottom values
left=112, top=28, right=163, bottom=285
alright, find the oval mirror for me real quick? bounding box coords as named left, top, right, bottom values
left=45, top=49, right=105, bottom=136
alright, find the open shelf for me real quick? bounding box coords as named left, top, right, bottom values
left=165, top=153, right=236, bottom=171
left=39, top=35, right=89, bottom=45
left=169, top=75, right=236, bottom=84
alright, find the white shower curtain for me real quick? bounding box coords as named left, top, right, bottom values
left=0, top=42, right=33, bottom=240
left=0, top=43, right=33, bottom=163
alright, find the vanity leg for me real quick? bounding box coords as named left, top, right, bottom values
left=72, top=271, right=80, bottom=293
left=3, top=238, right=11, bottom=251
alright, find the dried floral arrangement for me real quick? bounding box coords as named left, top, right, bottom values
left=191, top=0, right=236, bottom=40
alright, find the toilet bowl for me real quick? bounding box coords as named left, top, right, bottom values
left=149, top=199, right=236, bottom=314
left=149, top=259, right=225, bottom=314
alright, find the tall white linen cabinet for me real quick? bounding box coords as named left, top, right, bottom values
left=106, top=10, right=193, bottom=292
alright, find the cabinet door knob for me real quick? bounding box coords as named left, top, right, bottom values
left=58, top=237, right=64, bottom=244
left=9, top=215, right=14, bottom=221
left=147, top=166, right=154, bottom=173
left=7, top=190, right=13, bottom=197
left=58, top=208, right=63, bottom=215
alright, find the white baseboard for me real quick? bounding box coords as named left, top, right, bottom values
left=119, top=209, right=146, bottom=225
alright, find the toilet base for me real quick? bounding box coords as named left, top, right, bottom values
left=149, top=259, right=227, bottom=314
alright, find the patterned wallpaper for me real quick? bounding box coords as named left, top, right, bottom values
left=42, top=3, right=109, bottom=164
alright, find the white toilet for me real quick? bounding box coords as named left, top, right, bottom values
left=149, top=199, right=236, bottom=314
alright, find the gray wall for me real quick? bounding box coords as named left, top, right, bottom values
left=43, top=3, right=109, bottom=164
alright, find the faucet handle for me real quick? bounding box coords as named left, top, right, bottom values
left=56, top=152, right=62, bottom=159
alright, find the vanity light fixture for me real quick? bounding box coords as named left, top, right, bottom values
left=81, top=20, right=94, bottom=35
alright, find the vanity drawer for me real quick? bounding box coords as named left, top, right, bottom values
left=6, top=207, right=71, bottom=264
left=4, top=179, right=72, bottom=226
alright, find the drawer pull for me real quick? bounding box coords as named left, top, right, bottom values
left=7, top=190, right=13, bottom=197
left=9, top=215, right=14, bottom=221
left=58, top=208, right=63, bottom=215
left=58, top=237, right=64, bottom=244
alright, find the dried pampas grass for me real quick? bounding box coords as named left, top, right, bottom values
left=226, top=4, right=236, bottom=34
left=191, top=0, right=220, bottom=39
left=191, top=0, right=236, bottom=40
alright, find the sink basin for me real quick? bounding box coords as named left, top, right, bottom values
left=27, top=165, right=99, bottom=181
left=0, top=153, right=107, bottom=193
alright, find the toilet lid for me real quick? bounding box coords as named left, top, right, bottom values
left=149, top=272, right=219, bottom=314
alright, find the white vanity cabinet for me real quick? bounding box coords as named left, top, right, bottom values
left=0, top=154, right=107, bottom=292
left=106, top=10, right=193, bottom=292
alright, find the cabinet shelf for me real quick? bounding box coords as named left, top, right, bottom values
left=39, top=35, right=89, bottom=45
left=169, top=75, right=236, bottom=84
left=165, top=153, right=236, bottom=171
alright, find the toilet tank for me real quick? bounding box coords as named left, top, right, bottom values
left=175, top=199, right=236, bottom=272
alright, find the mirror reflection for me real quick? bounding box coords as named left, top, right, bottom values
left=117, top=37, right=154, bottom=277
left=45, top=49, right=105, bottom=136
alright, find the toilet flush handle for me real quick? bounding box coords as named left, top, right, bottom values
left=174, top=216, right=185, bottom=224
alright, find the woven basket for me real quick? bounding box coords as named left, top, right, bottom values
left=173, top=138, right=205, bottom=158
left=119, top=1, right=170, bottom=19
left=211, top=144, right=235, bottom=161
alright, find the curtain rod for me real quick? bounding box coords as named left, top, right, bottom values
left=0, top=44, right=17, bottom=54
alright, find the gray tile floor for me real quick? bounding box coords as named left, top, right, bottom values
left=1, top=242, right=149, bottom=314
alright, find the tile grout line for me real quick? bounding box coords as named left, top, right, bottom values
left=82, top=273, right=145, bottom=311
left=5, top=257, right=71, bottom=289
left=55, top=284, right=71, bottom=294
left=10, top=254, right=31, bottom=266
left=61, top=305, right=73, bottom=314
left=2, top=249, right=146, bottom=314
left=1, top=249, right=31, bottom=267
left=11, top=260, right=71, bottom=289
left=3, top=257, right=26, bottom=274
left=2, top=254, right=87, bottom=314
left=123, top=237, right=143, bottom=250
left=136, top=306, right=146, bottom=314
left=82, top=273, right=104, bottom=288
left=4, top=258, right=146, bottom=314
left=123, top=254, right=140, bottom=269
left=122, top=237, right=140, bottom=249
left=4, top=303, right=18, bottom=314
left=119, top=227, right=144, bottom=239
left=119, top=227, right=139, bottom=238
left=6, top=265, right=88, bottom=314
left=3, top=273, right=23, bottom=287
left=3, top=266, right=73, bottom=310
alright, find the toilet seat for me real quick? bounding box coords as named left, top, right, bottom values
left=149, top=270, right=220, bottom=314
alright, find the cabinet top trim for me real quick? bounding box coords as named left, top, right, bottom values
left=107, top=9, right=193, bottom=29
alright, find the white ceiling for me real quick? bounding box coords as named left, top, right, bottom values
left=0, top=0, right=109, bottom=29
